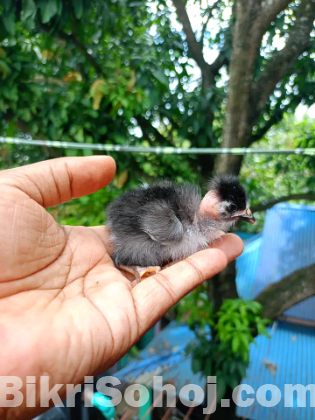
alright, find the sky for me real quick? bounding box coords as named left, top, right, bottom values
left=296, top=104, right=315, bottom=120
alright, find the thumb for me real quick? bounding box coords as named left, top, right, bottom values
left=0, top=156, right=116, bottom=207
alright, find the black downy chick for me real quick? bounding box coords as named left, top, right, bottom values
left=106, top=175, right=255, bottom=282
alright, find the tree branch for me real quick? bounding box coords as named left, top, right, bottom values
left=136, top=116, right=170, bottom=145
left=208, top=26, right=232, bottom=76
left=32, top=76, right=67, bottom=86
left=245, top=0, right=292, bottom=80
left=173, top=0, right=232, bottom=86
left=58, top=31, right=104, bottom=76
left=250, top=74, right=312, bottom=144
left=200, top=10, right=213, bottom=45
left=250, top=0, right=292, bottom=48
left=172, top=0, right=212, bottom=87
left=40, top=22, right=104, bottom=77
left=213, top=0, right=256, bottom=175
left=208, top=261, right=239, bottom=312
left=252, top=0, right=315, bottom=118
left=250, top=101, right=293, bottom=144
left=212, top=0, right=298, bottom=175
left=256, top=263, right=315, bottom=320
left=261, top=0, right=292, bottom=24
left=200, top=1, right=220, bottom=44
left=252, top=193, right=315, bottom=213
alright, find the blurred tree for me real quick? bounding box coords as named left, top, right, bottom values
left=2, top=0, right=314, bottom=180
left=243, top=115, right=315, bottom=216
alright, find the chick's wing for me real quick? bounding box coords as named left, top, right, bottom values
left=139, top=200, right=184, bottom=244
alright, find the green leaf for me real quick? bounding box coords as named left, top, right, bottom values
left=3, top=0, right=12, bottom=11
left=0, top=59, right=9, bottom=79
left=72, top=0, right=83, bottom=19
left=193, top=119, right=199, bottom=134
left=239, top=333, right=250, bottom=351
left=257, top=323, right=269, bottom=337
left=40, top=0, right=59, bottom=23
left=229, top=361, right=238, bottom=375
left=237, top=363, right=247, bottom=378
left=5, top=119, right=16, bottom=137
left=129, top=346, right=140, bottom=357
left=74, top=128, right=84, bottom=142
left=3, top=12, right=15, bottom=36
left=83, top=149, right=93, bottom=156
left=129, top=2, right=144, bottom=6
left=216, top=375, right=227, bottom=401
left=241, top=348, right=248, bottom=362
left=21, top=0, right=37, bottom=21
left=233, top=318, right=242, bottom=329
left=240, top=305, right=247, bottom=318
left=152, top=69, right=169, bottom=87
left=65, top=148, right=79, bottom=157
left=21, top=108, right=32, bottom=122
left=12, top=61, right=21, bottom=71
left=192, top=357, right=202, bottom=374
left=247, top=301, right=262, bottom=314
left=229, top=376, right=239, bottom=391
left=232, top=335, right=240, bottom=353
left=204, top=357, right=212, bottom=376
left=57, top=0, right=62, bottom=15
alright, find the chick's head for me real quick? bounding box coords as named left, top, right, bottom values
left=199, top=175, right=255, bottom=225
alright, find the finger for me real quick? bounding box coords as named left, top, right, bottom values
left=132, top=234, right=244, bottom=335
left=127, top=233, right=244, bottom=286
left=210, top=233, right=244, bottom=263
left=133, top=248, right=228, bottom=335
left=0, top=156, right=116, bottom=208
left=87, top=230, right=243, bottom=278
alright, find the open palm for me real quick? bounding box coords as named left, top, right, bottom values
left=0, top=156, right=243, bottom=419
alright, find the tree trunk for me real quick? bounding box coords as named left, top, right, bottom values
left=214, top=0, right=257, bottom=176
left=208, top=260, right=239, bottom=311
left=256, top=263, right=315, bottom=320
left=213, top=0, right=315, bottom=176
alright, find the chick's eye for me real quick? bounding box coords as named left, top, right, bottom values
left=229, top=203, right=237, bottom=212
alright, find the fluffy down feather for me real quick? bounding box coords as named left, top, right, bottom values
left=106, top=181, right=233, bottom=267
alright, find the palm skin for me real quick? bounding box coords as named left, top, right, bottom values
left=0, top=156, right=243, bottom=419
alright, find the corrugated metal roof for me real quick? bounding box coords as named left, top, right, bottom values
left=115, top=322, right=206, bottom=404
left=235, top=231, right=258, bottom=242
left=236, top=234, right=262, bottom=300
left=237, top=320, right=315, bottom=420
left=253, top=203, right=315, bottom=321
left=115, top=204, right=315, bottom=419
left=116, top=320, right=315, bottom=419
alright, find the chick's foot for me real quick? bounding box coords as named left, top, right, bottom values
left=117, top=265, right=161, bottom=283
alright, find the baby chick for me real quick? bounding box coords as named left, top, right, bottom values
left=107, top=175, right=255, bottom=282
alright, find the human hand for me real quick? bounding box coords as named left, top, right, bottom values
left=0, top=157, right=243, bottom=419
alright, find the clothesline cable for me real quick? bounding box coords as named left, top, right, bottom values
left=1, top=136, right=315, bottom=155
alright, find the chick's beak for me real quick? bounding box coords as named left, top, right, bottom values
left=235, top=208, right=256, bottom=224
